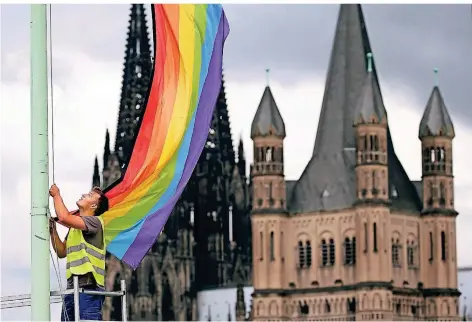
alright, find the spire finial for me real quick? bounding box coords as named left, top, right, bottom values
left=366, top=52, right=373, bottom=73
left=434, top=68, right=439, bottom=86
left=265, top=68, right=270, bottom=86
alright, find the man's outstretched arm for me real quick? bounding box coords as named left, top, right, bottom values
left=49, top=184, right=87, bottom=231
left=49, top=219, right=67, bottom=258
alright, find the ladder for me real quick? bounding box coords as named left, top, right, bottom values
left=1, top=276, right=128, bottom=322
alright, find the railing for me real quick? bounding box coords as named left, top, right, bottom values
left=1, top=276, right=128, bottom=322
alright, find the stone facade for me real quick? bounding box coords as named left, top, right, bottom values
left=249, top=4, right=459, bottom=321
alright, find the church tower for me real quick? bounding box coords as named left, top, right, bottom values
left=114, top=3, right=153, bottom=170
left=353, top=52, right=392, bottom=320
left=419, top=70, right=459, bottom=319
left=250, top=74, right=286, bottom=318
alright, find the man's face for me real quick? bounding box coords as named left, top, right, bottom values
left=76, top=189, right=100, bottom=211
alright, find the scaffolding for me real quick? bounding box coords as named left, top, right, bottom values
left=1, top=276, right=128, bottom=322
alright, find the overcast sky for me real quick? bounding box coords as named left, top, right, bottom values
left=1, top=3, right=471, bottom=320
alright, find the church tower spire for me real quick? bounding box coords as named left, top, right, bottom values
left=92, top=156, right=100, bottom=188
left=419, top=68, right=455, bottom=214
left=288, top=4, right=421, bottom=215
left=237, top=136, right=246, bottom=179
left=250, top=74, right=286, bottom=297
left=352, top=52, right=391, bottom=292
left=353, top=52, right=389, bottom=202
left=419, top=70, right=458, bottom=313
left=114, top=4, right=152, bottom=169
left=103, top=128, right=111, bottom=171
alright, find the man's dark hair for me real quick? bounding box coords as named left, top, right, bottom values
left=92, top=187, right=109, bottom=216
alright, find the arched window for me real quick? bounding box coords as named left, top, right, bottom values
left=352, top=237, right=357, bottom=264
left=429, top=232, right=434, bottom=261
left=373, top=223, right=378, bottom=252
left=260, top=232, right=263, bottom=260
left=280, top=232, right=284, bottom=259
left=407, top=240, right=417, bottom=268
left=372, top=170, right=377, bottom=194
left=344, top=237, right=357, bottom=265
left=441, top=231, right=447, bottom=261
left=392, top=238, right=401, bottom=267
left=306, top=241, right=312, bottom=267
left=430, top=148, right=436, bottom=162
left=298, top=241, right=305, bottom=267
left=369, top=135, right=376, bottom=151
left=270, top=232, right=275, bottom=261
left=423, top=148, right=430, bottom=164
left=265, top=147, right=273, bottom=162
left=344, top=237, right=352, bottom=265
left=321, top=239, right=328, bottom=266
left=329, top=239, right=335, bottom=265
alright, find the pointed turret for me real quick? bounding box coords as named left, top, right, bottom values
left=114, top=4, right=152, bottom=169
left=92, top=156, right=100, bottom=188
left=419, top=68, right=456, bottom=213
left=288, top=4, right=421, bottom=213
left=250, top=70, right=286, bottom=139
left=419, top=69, right=455, bottom=139
left=353, top=52, right=389, bottom=201
left=250, top=71, right=287, bottom=291
left=250, top=72, right=287, bottom=211
left=103, top=129, right=111, bottom=170
left=354, top=53, right=387, bottom=125
left=237, top=136, right=246, bottom=179
left=419, top=69, right=458, bottom=315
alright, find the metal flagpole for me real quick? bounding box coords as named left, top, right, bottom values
left=30, top=4, right=51, bottom=321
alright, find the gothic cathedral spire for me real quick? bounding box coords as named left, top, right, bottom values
left=92, top=156, right=100, bottom=188
left=114, top=4, right=153, bottom=170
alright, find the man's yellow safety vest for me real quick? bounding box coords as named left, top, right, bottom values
left=66, top=216, right=106, bottom=287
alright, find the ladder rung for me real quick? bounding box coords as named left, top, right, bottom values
left=1, top=297, right=63, bottom=309
left=51, top=289, right=125, bottom=297
left=1, top=289, right=124, bottom=305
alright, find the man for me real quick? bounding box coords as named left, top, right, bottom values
left=49, top=184, right=109, bottom=321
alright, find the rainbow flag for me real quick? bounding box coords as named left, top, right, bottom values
left=102, top=4, right=229, bottom=269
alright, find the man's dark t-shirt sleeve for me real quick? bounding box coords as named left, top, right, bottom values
left=82, top=216, right=102, bottom=235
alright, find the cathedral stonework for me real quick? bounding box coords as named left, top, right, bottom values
left=249, top=4, right=459, bottom=322
left=92, top=4, right=252, bottom=321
